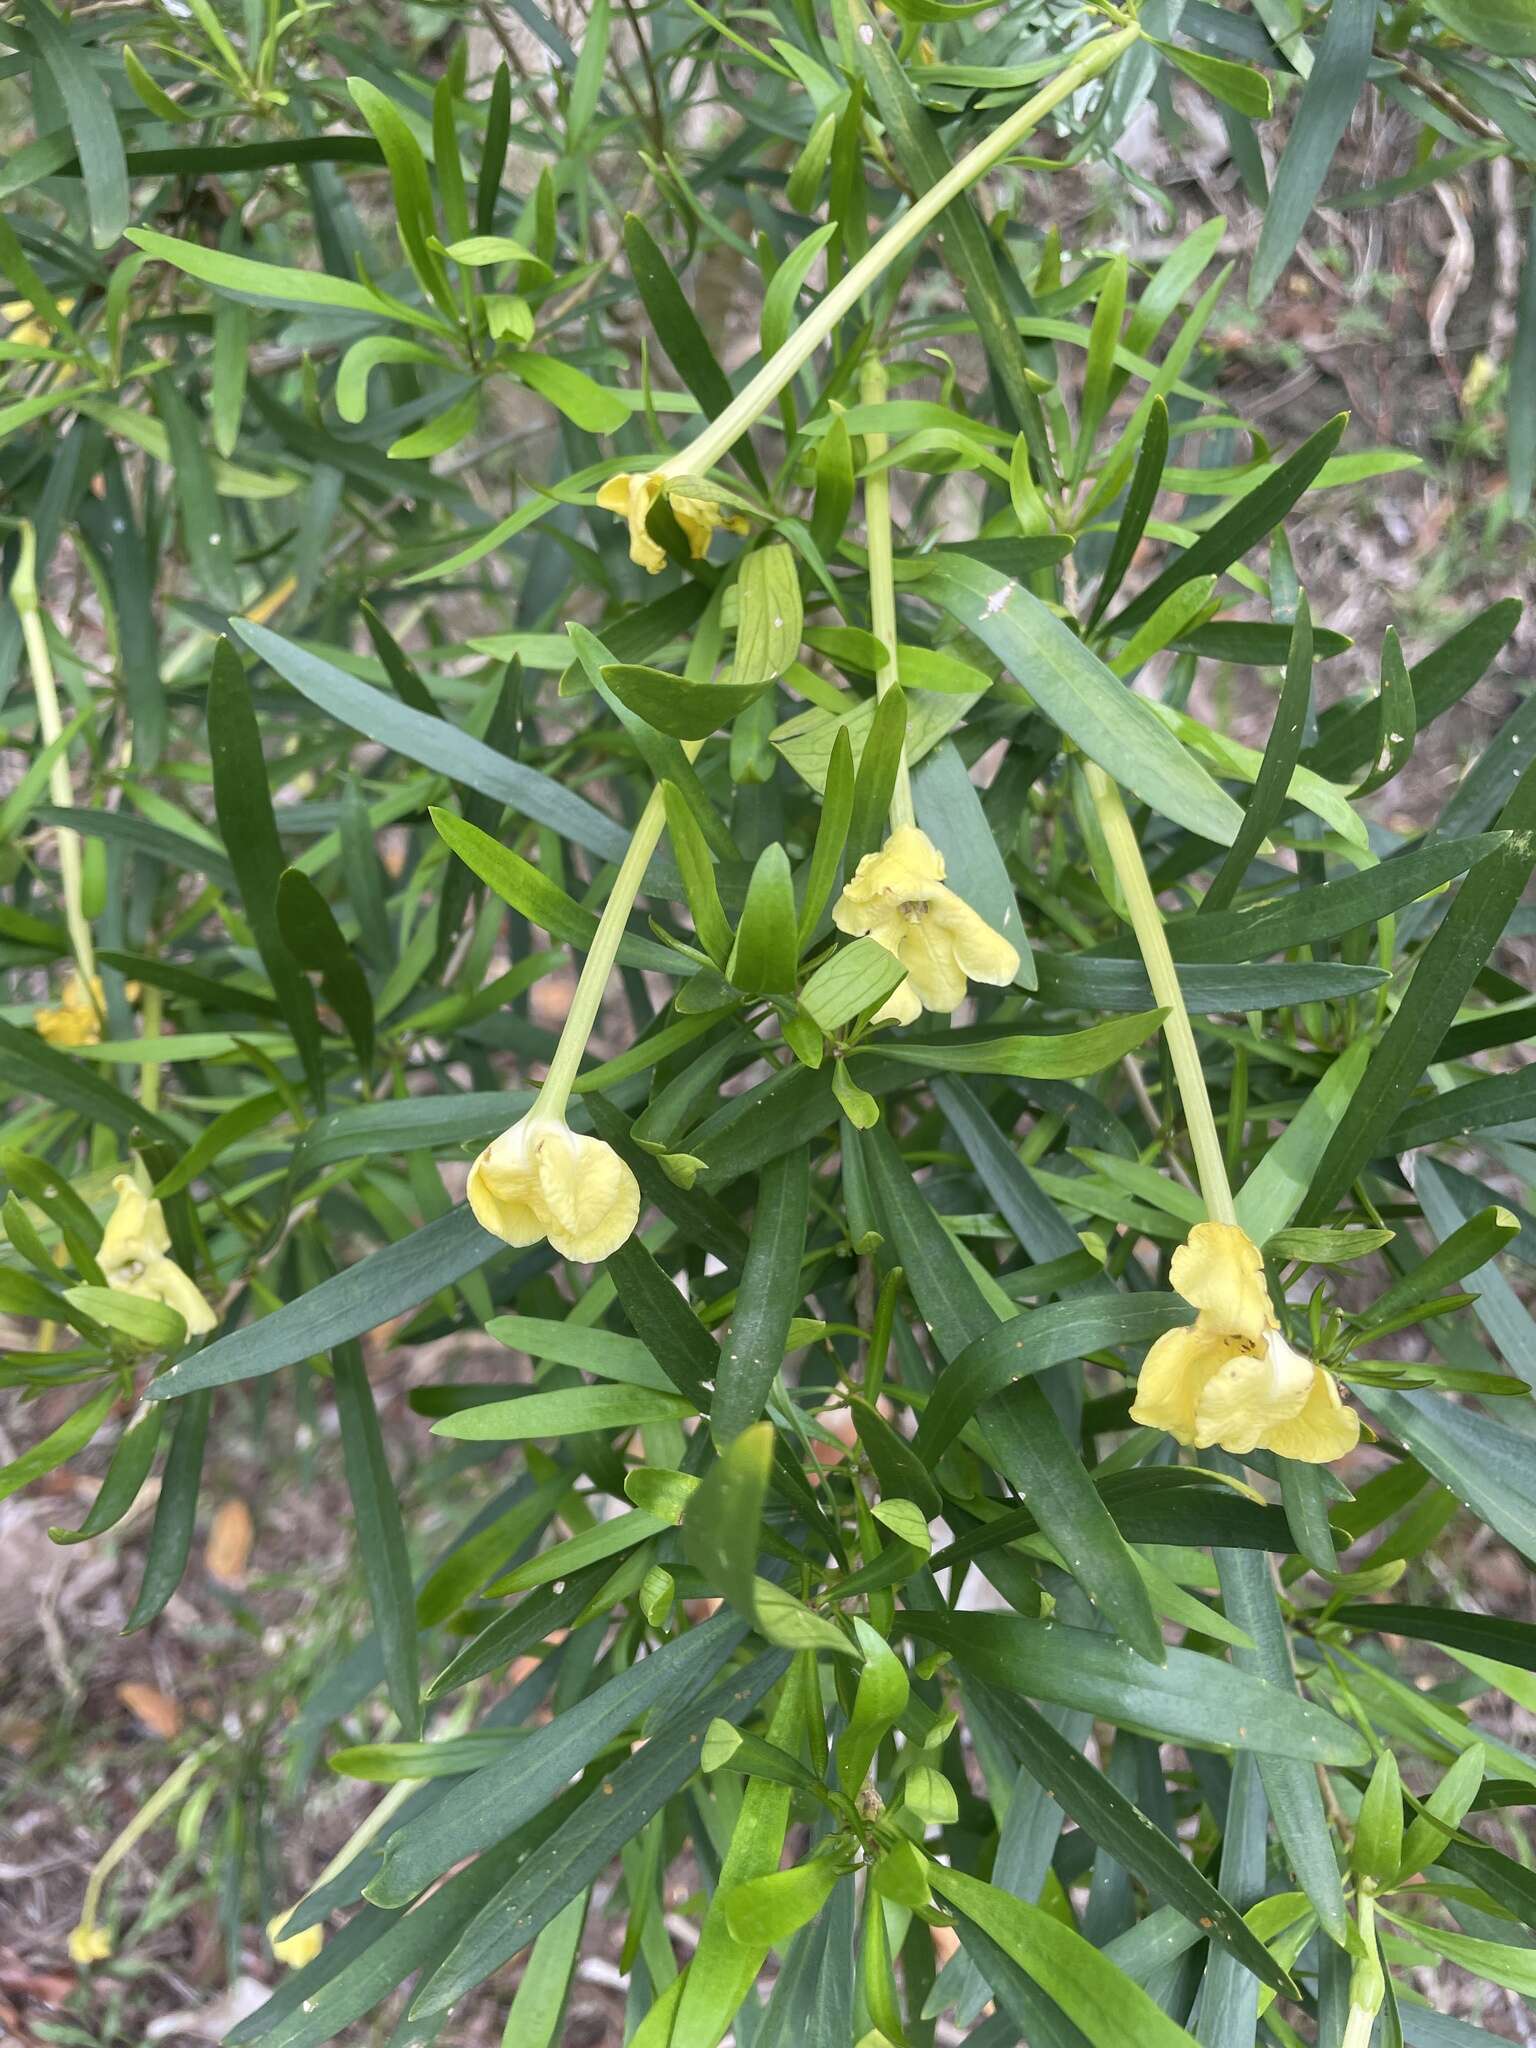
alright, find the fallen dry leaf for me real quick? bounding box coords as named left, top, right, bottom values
left=204, top=1499, right=254, bottom=1588
left=117, top=1682, right=182, bottom=1740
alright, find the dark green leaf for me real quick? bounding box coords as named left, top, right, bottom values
left=1299, top=764, right=1536, bottom=1221
left=21, top=0, right=128, bottom=247
left=711, top=1148, right=810, bottom=1444
left=334, top=1342, right=420, bottom=1738
left=234, top=622, right=637, bottom=869
left=368, top=1613, right=747, bottom=1909
left=208, top=639, right=326, bottom=1107
left=969, top=1679, right=1292, bottom=1991
left=149, top=1209, right=497, bottom=1400
left=125, top=1392, right=211, bottom=1632
left=1107, top=417, right=1348, bottom=636
left=905, top=1609, right=1369, bottom=1762
left=1250, top=0, right=1375, bottom=303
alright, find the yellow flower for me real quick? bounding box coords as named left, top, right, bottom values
left=267, top=1911, right=324, bottom=1969
left=4, top=294, right=75, bottom=347
left=68, top=1921, right=112, bottom=1965
left=833, top=825, right=1019, bottom=1025
left=1130, top=1221, right=1358, bottom=1463
left=100, top=1175, right=218, bottom=1337
left=467, top=1113, right=639, bottom=1262
left=36, top=971, right=106, bottom=1047
left=595, top=470, right=747, bottom=574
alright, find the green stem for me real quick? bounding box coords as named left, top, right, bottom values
left=858, top=355, right=915, bottom=832
left=655, top=24, right=1139, bottom=487
left=1086, top=762, right=1235, bottom=1225
left=10, top=521, right=99, bottom=1013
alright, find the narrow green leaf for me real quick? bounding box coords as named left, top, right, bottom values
left=125, top=1391, right=211, bottom=1631
left=872, top=1011, right=1164, bottom=1079
left=1250, top=0, right=1375, bottom=303
left=712, top=1147, right=810, bottom=1444
left=924, top=559, right=1243, bottom=845
left=234, top=622, right=637, bottom=868
left=603, top=663, right=770, bottom=741
left=727, top=843, right=798, bottom=994
left=683, top=1422, right=773, bottom=1621
left=48, top=1402, right=164, bottom=1545
left=368, top=1613, right=747, bottom=1908
left=1108, top=418, right=1348, bottom=636
left=431, top=1384, right=696, bottom=1440
left=932, top=1867, right=1201, bottom=2048
left=969, top=1679, right=1293, bottom=1992
left=905, top=1609, right=1369, bottom=1763
left=208, top=639, right=326, bottom=1107
left=0, top=1385, right=115, bottom=1508
left=149, top=1208, right=495, bottom=1400
left=1299, top=765, right=1536, bottom=1220
left=334, top=1342, right=420, bottom=1739
left=22, top=0, right=128, bottom=247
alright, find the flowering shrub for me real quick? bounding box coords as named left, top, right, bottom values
left=4, top=1, right=1536, bottom=2042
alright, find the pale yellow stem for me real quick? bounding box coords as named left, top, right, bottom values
left=73, top=1747, right=209, bottom=1945
left=1086, top=762, right=1235, bottom=1224
left=11, top=522, right=99, bottom=1012
left=140, top=985, right=163, bottom=1113
left=534, top=741, right=703, bottom=1119
left=654, top=26, right=1139, bottom=488
left=858, top=356, right=914, bottom=832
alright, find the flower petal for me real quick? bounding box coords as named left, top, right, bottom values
left=532, top=1127, right=640, bottom=1262
left=268, top=1913, right=324, bottom=1969
left=882, top=825, right=947, bottom=888
left=895, top=913, right=969, bottom=1014
left=938, top=893, right=1020, bottom=989
left=1258, top=1366, right=1360, bottom=1464
left=872, top=976, right=922, bottom=1027
left=1130, top=1324, right=1243, bottom=1445
left=68, top=1924, right=112, bottom=1965
left=1169, top=1222, right=1272, bottom=1341
left=670, top=490, right=749, bottom=562
left=137, top=1255, right=218, bottom=1336
left=466, top=1124, right=547, bottom=1247
left=596, top=471, right=667, bottom=573
left=36, top=971, right=105, bottom=1047
left=1192, top=1328, right=1315, bottom=1455
left=101, top=1173, right=171, bottom=1268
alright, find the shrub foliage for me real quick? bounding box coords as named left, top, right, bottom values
left=3, top=0, right=1536, bottom=2042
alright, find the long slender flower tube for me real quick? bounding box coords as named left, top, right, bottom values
left=13, top=522, right=100, bottom=1034
left=1086, top=765, right=1358, bottom=1465
left=467, top=784, right=680, bottom=1261
left=830, top=359, right=1018, bottom=1025
left=594, top=24, right=1138, bottom=567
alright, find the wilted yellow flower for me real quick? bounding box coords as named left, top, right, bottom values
left=595, top=470, right=747, bottom=573
left=833, top=825, right=1019, bottom=1026
left=467, top=1112, right=639, bottom=1262
left=100, top=1175, right=218, bottom=1337
left=1130, top=1221, right=1358, bottom=1463
left=267, top=1910, right=324, bottom=1969
left=36, top=971, right=106, bottom=1047
left=68, top=1920, right=112, bottom=1965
